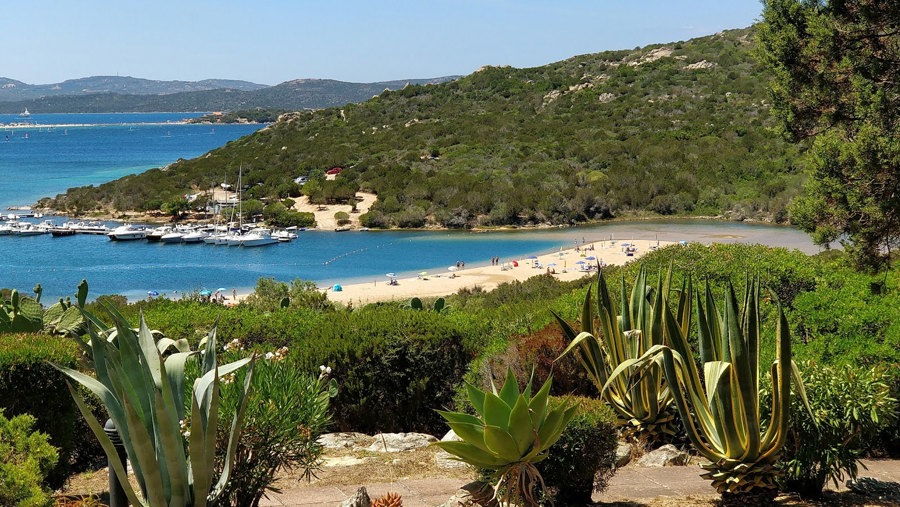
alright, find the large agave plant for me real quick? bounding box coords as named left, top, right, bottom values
left=53, top=307, right=254, bottom=507
left=555, top=266, right=689, bottom=445
left=606, top=278, right=810, bottom=503
left=433, top=369, right=577, bottom=506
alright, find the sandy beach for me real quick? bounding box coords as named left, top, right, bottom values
left=323, top=238, right=672, bottom=307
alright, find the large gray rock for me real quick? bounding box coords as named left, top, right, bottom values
left=636, top=444, right=690, bottom=467
left=341, top=486, right=371, bottom=507
left=435, top=430, right=468, bottom=469
left=366, top=432, right=438, bottom=452
left=318, top=432, right=373, bottom=450
left=615, top=442, right=633, bottom=467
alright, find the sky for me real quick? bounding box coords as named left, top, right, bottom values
left=2, top=1, right=764, bottom=86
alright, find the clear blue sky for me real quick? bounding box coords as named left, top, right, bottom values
left=3, top=1, right=763, bottom=85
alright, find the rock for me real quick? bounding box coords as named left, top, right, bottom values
left=435, top=430, right=468, bottom=469
left=322, top=456, right=374, bottom=467
left=441, top=481, right=497, bottom=507
left=615, top=442, right=633, bottom=467
left=366, top=432, right=438, bottom=453
left=341, top=486, right=371, bottom=507
left=318, top=432, right=372, bottom=450
left=636, top=444, right=690, bottom=467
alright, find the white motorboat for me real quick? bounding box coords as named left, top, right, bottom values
left=160, top=231, right=185, bottom=243
left=72, top=222, right=111, bottom=235
left=272, top=229, right=298, bottom=242
left=146, top=226, right=173, bottom=242
left=12, top=223, right=47, bottom=236
left=181, top=230, right=208, bottom=243
left=240, top=228, right=279, bottom=247
left=107, top=224, right=148, bottom=241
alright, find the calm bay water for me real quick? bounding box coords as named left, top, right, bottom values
left=0, top=112, right=262, bottom=207
left=0, top=114, right=824, bottom=301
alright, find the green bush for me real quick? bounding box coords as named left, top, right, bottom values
left=537, top=396, right=618, bottom=504
left=774, top=362, right=898, bottom=497
left=0, top=409, right=58, bottom=507
left=0, top=333, right=82, bottom=489
left=216, top=356, right=336, bottom=507
left=289, top=307, right=471, bottom=435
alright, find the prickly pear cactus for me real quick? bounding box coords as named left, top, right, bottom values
left=1, top=289, right=44, bottom=333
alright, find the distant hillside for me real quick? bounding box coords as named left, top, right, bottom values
left=41, top=27, right=805, bottom=228
left=0, top=75, right=267, bottom=101
left=0, top=76, right=459, bottom=113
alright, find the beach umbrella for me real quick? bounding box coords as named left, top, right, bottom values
left=217, top=287, right=227, bottom=292
left=199, top=289, right=212, bottom=296
left=585, top=256, right=596, bottom=260
left=147, top=290, right=159, bottom=297
left=527, top=255, right=538, bottom=259
left=419, top=271, right=428, bottom=276
left=385, top=273, right=397, bottom=278
left=448, top=266, right=458, bottom=272
left=332, top=284, right=343, bottom=292
left=576, top=260, right=586, bottom=265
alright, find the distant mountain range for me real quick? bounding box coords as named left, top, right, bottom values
left=0, top=75, right=459, bottom=113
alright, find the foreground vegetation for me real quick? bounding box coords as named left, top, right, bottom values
left=0, top=244, right=897, bottom=504
left=41, top=27, right=807, bottom=229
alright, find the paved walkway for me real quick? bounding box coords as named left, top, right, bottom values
left=260, top=459, right=900, bottom=506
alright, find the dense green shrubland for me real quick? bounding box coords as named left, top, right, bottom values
left=0, top=410, right=58, bottom=507
left=0, top=333, right=81, bottom=489
left=0, top=244, right=896, bottom=502
left=42, top=28, right=806, bottom=226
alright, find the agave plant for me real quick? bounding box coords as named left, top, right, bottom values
left=555, top=266, right=689, bottom=445
left=433, top=369, right=577, bottom=506
left=53, top=307, right=254, bottom=507
left=606, top=278, right=810, bottom=503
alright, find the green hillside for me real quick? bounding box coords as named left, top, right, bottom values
left=40, top=27, right=805, bottom=228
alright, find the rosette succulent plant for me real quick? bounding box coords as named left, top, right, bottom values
left=605, top=277, right=811, bottom=504
left=54, top=306, right=254, bottom=507
left=433, top=369, right=577, bottom=506
left=555, top=266, right=689, bottom=445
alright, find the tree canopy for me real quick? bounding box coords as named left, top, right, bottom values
left=759, top=0, right=900, bottom=271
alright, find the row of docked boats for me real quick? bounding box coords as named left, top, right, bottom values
left=106, top=223, right=297, bottom=247
left=0, top=220, right=298, bottom=247
left=0, top=219, right=108, bottom=236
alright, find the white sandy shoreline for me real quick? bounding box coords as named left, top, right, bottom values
left=318, top=238, right=672, bottom=307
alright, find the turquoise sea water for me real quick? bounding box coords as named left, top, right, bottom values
left=0, top=114, right=824, bottom=301
left=0, top=112, right=262, bottom=207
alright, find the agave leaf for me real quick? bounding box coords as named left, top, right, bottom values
left=189, top=393, right=210, bottom=507
left=466, top=382, right=486, bottom=416
left=210, top=358, right=255, bottom=504
left=528, top=374, right=553, bottom=430
left=483, top=392, right=512, bottom=429
left=442, top=421, right=492, bottom=454
left=164, top=351, right=197, bottom=423
left=432, top=441, right=509, bottom=468
left=508, top=395, right=534, bottom=456
left=122, top=395, right=167, bottom=507
left=497, top=369, right=520, bottom=409
left=156, top=354, right=190, bottom=505
left=435, top=410, right=483, bottom=427
left=483, top=424, right=521, bottom=461
left=64, top=382, right=144, bottom=507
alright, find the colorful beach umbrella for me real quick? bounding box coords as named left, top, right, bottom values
left=199, top=289, right=212, bottom=296
left=147, top=290, right=159, bottom=297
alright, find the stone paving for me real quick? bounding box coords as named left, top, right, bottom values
left=258, top=459, right=900, bottom=506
